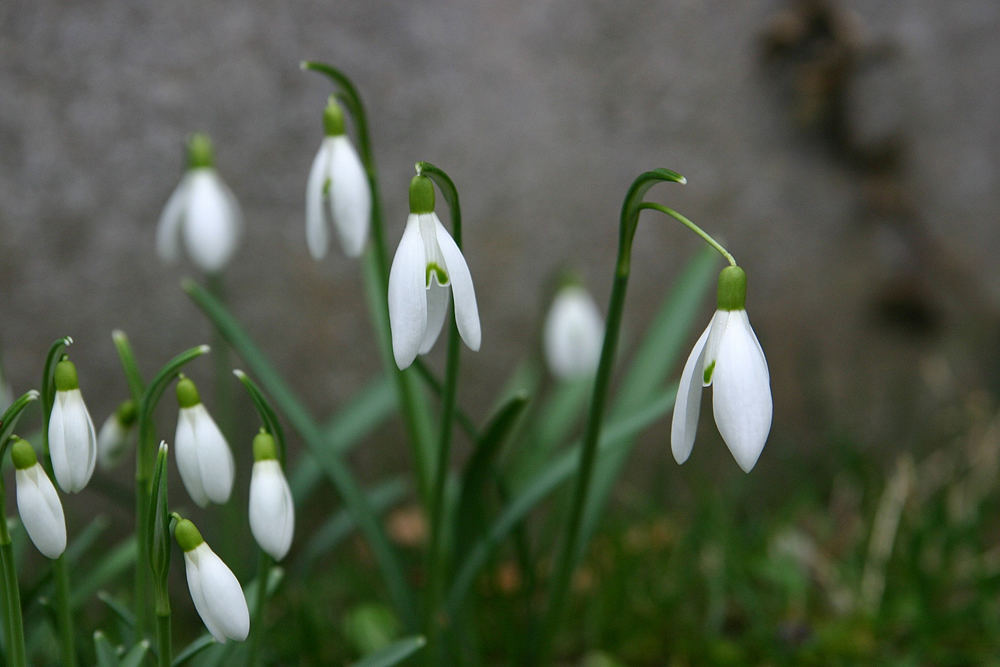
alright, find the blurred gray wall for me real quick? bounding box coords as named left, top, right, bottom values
left=2, top=0, right=999, bottom=480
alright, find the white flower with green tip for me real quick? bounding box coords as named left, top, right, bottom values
left=12, top=438, right=66, bottom=559
left=671, top=265, right=772, bottom=472
left=388, top=174, right=481, bottom=370
left=48, top=358, right=97, bottom=493
left=173, top=376, right=235, bottom=507
left=248, top=431, right=295, bottom=561
left=175, top=518, right=249, bottom=642
left=157, top=133, right=243, bottom=274
left=306, top=97, right=371, bottom=259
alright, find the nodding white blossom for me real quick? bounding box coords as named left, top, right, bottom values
left=543, top=283, right=605, bottom=380
left=175, top=518, right=249, bottom=643
left=305, top=97, right=371, bottom=259
left=48, top=359, right=97, bottom=493
left=173, top=377, right=234, bottom=507
left=248, top=431, right=295, bottom=561
left=97, top=399, right=136, bottom=469
left=671, top=266, right=772, bottom=473
left=12, top=439, right=67, bottom=559
left=388, top=174, right=480, bottom=370
left=156, top=133, right=242, bottom=274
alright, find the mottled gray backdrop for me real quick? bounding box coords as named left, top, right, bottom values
left=2, top=0, right=998, bottom=490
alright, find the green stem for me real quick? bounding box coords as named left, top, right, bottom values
left=0, top=478, right=27, bottom=667
left=111, top=330, right=146, bottom=403
left=246, top=550, right=271, bottom=667
left=53, top=555, right=77, bottom=666
left=303, top=60, right=435, bottom=508
left=636, top=202, right=736, bottom=266
left=533, top=169, right=685, bottom=664
left=415, top=161, right=464, bottom=665
left=155, top=604, right=171, bottom=667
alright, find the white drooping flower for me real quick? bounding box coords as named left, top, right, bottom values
left=248, top=431, right=294, bottom=561
left=48, top=359, right=97, bottom=493
left=174, top=518, right=250, bottom=643
left=388, top=173, right=481, bottom=370
left=156, top=133, right=243, bottom=274
left=305, top=97, right=371, bottom=259
left=671, top=265, right=772, bottom=473
left=173, top=377, right=235, bottom=507
left=97, top=399, right=136, bottom=469
left=543, top=283, right=605, bottom=380
left=12, top=438, right=67, bottom=559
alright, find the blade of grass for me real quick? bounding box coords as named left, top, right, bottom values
left=183, top=280, right=417, bottom=627
left=447, top=386, right=677, bottom=615
left=351, top=635, right=426, bottom=667
left=93, top=631, right=119, bottom=667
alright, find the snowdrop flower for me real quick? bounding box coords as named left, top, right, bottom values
left=97, top=399, right=136, bottom=469
left=543, top=281, right=605, bottom=380
left=174, top=376, right=235, bottom=507
left=48, top=358, right=97, bottom=493
left=305, top=97, right=371, bottom=259
left=156, top=133, right=243, bottom=274
left=388, top=174, right=481, bottom=369
left=174, top=518, right=250, bottom=642
left=248, top=431, right=294, bottom=561
left=671, top=266, right=772, bottom=472
left=12, top=438, right=66, bottom=559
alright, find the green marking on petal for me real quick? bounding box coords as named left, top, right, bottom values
left=703, top=360, right=716, bottom=385
left=426, top=263, right=449, bottom=287
left=322, top=177, right=331, bottom=198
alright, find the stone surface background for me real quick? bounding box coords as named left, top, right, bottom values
left=2, top=0, right=998, bottom=488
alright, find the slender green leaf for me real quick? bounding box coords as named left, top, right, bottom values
left=576, top=248, right=716, bottom=560
left=184, top=279, right=417, bottom=627
left=446, top=387, right=676, bottom=614
left=290, top=376, right=396, bottom=502
left=93, top=631, right=119, bottom=667
left=232, top=370, right=287, bottom=466
left=0, top=390, right=41, bottom=459
left=119, top=640, right=150, bottom=667
left=170, top=635, right=214, bottom=667
left=63, top=516, right=110, bottom=565
left=70, top=538, right=137, bottom=608
left=111, top=330, right=145, bottom=403
left=298, top=478, right=409, bottom=572
left=97, top=591, right=135, bottom=631
left=454, top=394, right=530, bottom=564
left=350, top=635, right=426, bottom=667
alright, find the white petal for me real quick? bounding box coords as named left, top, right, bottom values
left=433, top=216, right=481, bottom=352
left=97, top=415, right=129, bottom=469
left=702, top=310, right=733, bottom=387
left=190, top=544, right=250, bottom=641
left=156, top=175, right=191, bottom=264
left=305, top=141, right=331, bottom=260
left=388, top=215, right=428, bottom=369
left=16, top=465, right=66, bottom=559
left=175, top=408, right=209, bottom=507
left=183, top=169, right=241, bottom=273
left=191, top=404, right=234, bottom=504
left=185, top=548, right=228, bottom=642
left=543, top=286, right=605, bottom=380
left=419, top=283, right=450, bottom=355
left=328, top=136, right=371, bottom=257
left=249, top=461, right=295, bottom=561
left=670, top=321, right=712, bottom=465
left=712, top=310, right=772, bottom=473
left=48, top=390, right=97, bottom=493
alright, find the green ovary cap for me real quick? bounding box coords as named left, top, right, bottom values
left=11, top=438, right=38, bottom=470
left=176, top=376, right=201, bottom=408
left=253, top=430, right=278, bottom=462
left=186, top=133, right=215, bottom=169
left=173, top=518, right=205, bottom=552
left=116, top=399, right=137, bottom=426
left=409, top=174, right=435, bottom=214
left=323, top=96, right=346, bottom=136
left=716, top=265, right=747, bottom=311
left=54, top=359, right=79, bottom=391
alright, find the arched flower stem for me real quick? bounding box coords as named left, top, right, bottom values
left=535, top=169, right=686, bottom=665
left=637, top=202, right=737, bottom=266
left=414, top=161, right=463, bottom=663
left=302, top=60, right=435, bottom=509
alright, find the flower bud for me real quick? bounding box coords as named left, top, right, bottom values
left=97, top=399, right=137, bottom=469
left=12, top=438, right=67, bottom=559
left=48, top=358, right=98, bottom=493
left=173, top=377, right=235, bottom=507
left=543, top=282, right=605, bottom=380
left=248, top=431, right=294, bottom=560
